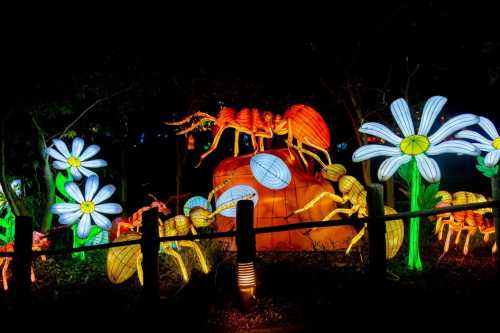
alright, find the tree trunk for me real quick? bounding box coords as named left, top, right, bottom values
left=120, top=143, right=129, bottom=216
left=0, top=118, right=29, bottom=217
left=33, top=117, right=55, bottom=232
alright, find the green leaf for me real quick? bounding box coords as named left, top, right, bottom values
left=55, top=172, right=73, bottom=201
left=397, top=161, right=412, bottom=186
left=475, top=155, right=499, bottom=178
left=418, top=182, right=441, bottom=210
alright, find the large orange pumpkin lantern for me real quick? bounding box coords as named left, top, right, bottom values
left=213, top=149, right=357, bottom=251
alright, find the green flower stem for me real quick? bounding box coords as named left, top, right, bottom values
left=408, top=158, right=423, bottom=271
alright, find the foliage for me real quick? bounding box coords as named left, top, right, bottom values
left=398, top=161, right=412, bottom=187
left=418, top=183, right=442, bottom=211
left=475, top=156, right=499, bottom=178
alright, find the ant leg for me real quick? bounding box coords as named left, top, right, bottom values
left=178, top=240, right=209, bottom=274
left=196, top=125, right=227, bottom=168
left=165, top=248, right=189, bottom=282
left=297, top=141, right=309, bottom=168
left=259, top=136, right=265, bottom=151
left=463, top=228, right=475, bottom=255
left=443, top=225, right=454, bottom=254
left=250, top=134, right=258, bottom=154
left=165, top=112, right=215, bottom=126
left=31, top=266, right=36, bottom=283
left=291, top=192, right=344, bottom=217
left=233, top=129, right=240, bottom=157
left=346, top=224, right=367, bottom=256
left=136, top=253, right=144, bottom=286
left=3, top=259, right=11, bottom=291
left=322, top=208, right=355, bottom=221
left=175, top=118, right=214, bottom=136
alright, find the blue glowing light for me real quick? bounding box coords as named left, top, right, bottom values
left=215, top=185, right=258, bottom=218
left=250, top=153, right=291, bottom=190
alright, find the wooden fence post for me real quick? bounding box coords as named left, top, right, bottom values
left=12, top=216, right=32, bottom=308
left=491, top=175, right=500, bottom=274
left=235, top=200, right=256, bottom=311
left=141, top=208, right=160, bottom=306
left=367, top=183, right=386, bottom=282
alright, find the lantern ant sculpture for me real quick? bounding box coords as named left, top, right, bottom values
left=0, top=231, right=49, bottom=291
left=165, top=104, right=331, bottom=168
left=288, top=146, right=404, bottom=259
left=108, top=179, right=254, bottom=284
left=433, top=191, right=497, bottom=258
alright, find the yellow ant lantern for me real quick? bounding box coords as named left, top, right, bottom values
left=107, top=182, right=250, bottom=285
left=289, top=147, right=404, bottom=259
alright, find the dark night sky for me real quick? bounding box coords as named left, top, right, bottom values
left=3, top=3, right=500, bottom=209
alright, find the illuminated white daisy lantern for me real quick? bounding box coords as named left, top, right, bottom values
left=47, top=137, right=107, bottom=181
left=456, top=116, right=500, bottom=177
left=51, top=175, right=123, bottom=238
left=352, top=96, right=479, bottom=271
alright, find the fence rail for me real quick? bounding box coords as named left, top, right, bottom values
left=1, top=199, right=499, bottom=258
left=2, top=175, right=500, bottom=310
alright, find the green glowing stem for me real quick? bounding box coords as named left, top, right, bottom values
left=408, top=158, right=423, bottom=271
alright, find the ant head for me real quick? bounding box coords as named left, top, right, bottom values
left=189, top=207, right=215, bottom=228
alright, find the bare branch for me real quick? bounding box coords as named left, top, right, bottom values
left=48, top=86, right=132, bottom=141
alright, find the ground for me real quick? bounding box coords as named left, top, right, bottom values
left=0, top=231, right=498, bottom=331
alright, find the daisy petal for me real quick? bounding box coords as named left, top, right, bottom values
left=93, top=185, right=116, bottom=204
left=84, top=175, right=99, bottom=201
left=95, top=203, right=123, bottom=215
left=70, top=167, right=82, bottom=181
left=418, top=96, right=447, bottom=136
left=484, top=150, right=500, bottom=167
left=79, top=145, right=101, bottom=161
left=91, top=211, right=112, bottom=230
left=64, top=182, right=85, bottom=203
left=77, top=214, right=92, bottom=238
left=71, top=137, right=85, bottom=158
left=390, top=98, right=415, bottom=137
left=428, top=114, right=479, bottom=145
left=479, top=116, right=499, bottom=140
left=416, top=155, right=441, bottom=183
left=426, top=140, right=479, bottom=156
left=58, top=210, right=83, bottom=225
left=359, top=122, right=402, bottom=146
left=81, top=159, right=108, bottom=168
left=51, top=203, right=80, bottom=214
left=377, top=155, right=412, bottom=181
left=52, top=139, right=71, bottom=158
left=47, top=147, right=68, bottom=162
left=473, top=143, right=495, bottom=152
left=352, top=145, right=401, bottom=162
left=78, top=166, right=97, bottom=178
left=455, top=130, right=492, bottom=145
left=53, top=161, right=70, bottom=170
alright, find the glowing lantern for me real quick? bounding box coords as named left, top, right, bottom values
left=85, top=230, right=109, bottom=246
left=107, top=232, right=142, bottom=284
left=187, top=133, right=196, bottom=150
left=215, top=185, right=258, bottom=218
left=352, top=96, right=479, bottom=271
left=214, top=149, right=357, bottom=251
left=250, top=153, right=291, bottom=190
left=183, top=196, right=212, bottom=216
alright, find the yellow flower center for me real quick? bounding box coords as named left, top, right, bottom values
left=399, top=135, right=430, bottom=156
left=67, top=156, right=81, bottom=167
left=80, top=201, right=95, bottom=214
left=492, top=137, right=500, bottom=150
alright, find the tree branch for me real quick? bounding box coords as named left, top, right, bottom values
left=48, top=86, right=132, bottom=141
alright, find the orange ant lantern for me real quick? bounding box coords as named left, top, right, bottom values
left=213, top=149, right=357, bottom=251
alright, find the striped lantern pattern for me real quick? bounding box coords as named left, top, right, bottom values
left=237, top=262, right=256, bottom=288
left=215, top=185, right=258, bottom=218
left=250, top=153, right=291, bottom=190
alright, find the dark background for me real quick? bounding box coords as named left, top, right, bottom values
left=3, top=2, right=499, bottom=213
